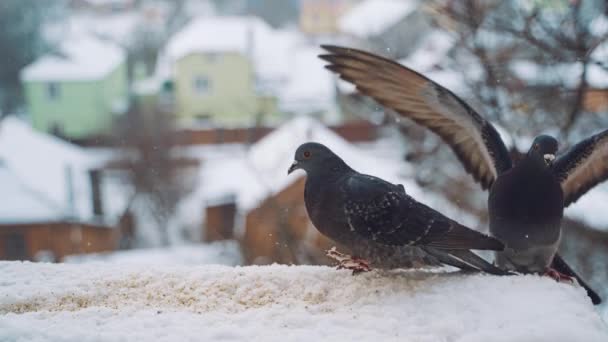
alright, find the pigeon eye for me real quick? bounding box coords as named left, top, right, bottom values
left=534, top=144, right=539, bottom=150
left=303, top=151, right=312, bottom=158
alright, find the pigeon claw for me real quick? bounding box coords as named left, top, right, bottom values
left=544, top=268, right=574, bottom=283
left=326, top=247, right=372, bottom=275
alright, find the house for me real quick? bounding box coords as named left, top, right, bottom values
left=162, top=15, right=338, bottom=126
left=338, top=0, right=430, bottom=58
left=299, top=0, right=360, bottom=36
left=0, top=117, right=120, bottom=261
left=20, top=35, right=129, bottom=140
left=165, top=16, right=281, bottom=126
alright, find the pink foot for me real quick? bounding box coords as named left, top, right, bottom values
left=544, top=268, right=574, bottom=283
left=326, top=247, right=372, bottom=275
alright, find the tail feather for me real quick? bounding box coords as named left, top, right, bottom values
left=428, top=223, right=505, bottom=251
left=552, top=253, right=602, bottom=305
left=423, top=247, right=510, bottom=275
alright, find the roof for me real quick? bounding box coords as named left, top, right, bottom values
left=20, top=35, right=126, bottom=82
left=278, top=46, right=337, bottom=115
left=167, top=16, right=275, bottom=61
left=0, top=117, right=98, bottom=224
left=510, top=61, right=608, bottom=89
left=338, top=0, right=419, bottom=38
left=0, top=166, right=67, bottom=223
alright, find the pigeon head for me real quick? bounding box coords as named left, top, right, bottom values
left=528, top=135, right=558, bottom=166
left=288, top=142, right=349, bottom=175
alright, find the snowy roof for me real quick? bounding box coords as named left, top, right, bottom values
left=2, top=263, right=606, bottom=340
left=338, top=0, right=419, bottom=38
left=278, top=46, right=337, bottom=115
left=20, top=35, right=126, bottom=82
left=0, top=166, right=67, bottom=223
left=510, top=61, right=608, bottom=89
left=0, top=118, right=98, bottom=224
left=167, top=16, right=274, bottom=61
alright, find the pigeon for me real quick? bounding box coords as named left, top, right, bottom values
left=288, top=142, right=508, bottom=275
left=319, top=45, right=606, bottom=304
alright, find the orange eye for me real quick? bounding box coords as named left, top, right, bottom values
left=534, top=144, right=539, bottom=150
left=303, top=151, right=311, bottom=158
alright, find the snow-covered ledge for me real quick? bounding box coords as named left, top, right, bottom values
left=1, top=262, right=606, bottom=341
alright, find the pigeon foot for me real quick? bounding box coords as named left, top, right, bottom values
left=544, top=268, right=574, bottom=283
left=326, top=247, right=372, bottom=275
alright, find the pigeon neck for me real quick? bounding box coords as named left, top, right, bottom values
left=309, top=158, right=353, bottom=181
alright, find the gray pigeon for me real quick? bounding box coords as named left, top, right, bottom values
left=288, top=142, right=508, bottom=275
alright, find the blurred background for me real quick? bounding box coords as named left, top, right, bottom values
left=0, top=0, right=606, bottom=303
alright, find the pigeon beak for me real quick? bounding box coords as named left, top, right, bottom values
left=543, top=154, right=555, bottom=165
left=288, top=160, right=299, bottom=175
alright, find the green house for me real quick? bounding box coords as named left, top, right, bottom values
left=20, top=35, right=128, bottom=139
left=165, top=16, right=285, bottom=126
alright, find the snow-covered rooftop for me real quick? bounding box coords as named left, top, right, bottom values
left=20, top=34, right=126, bottom=82
left=338, top=0, right=419, bottom=38
left=0, top=166, right=66, bottom=223
left=0, top=118, right=98, bottom=224
left=278, top=46, right=337, bottom=115
left=1, top=262, right=606, bottom=341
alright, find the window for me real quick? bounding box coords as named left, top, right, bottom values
left=4, top=233, right=27, bottom=260
left=193, top=76, right=211, bottom=95
left=47, top=82, right=60, bottom=101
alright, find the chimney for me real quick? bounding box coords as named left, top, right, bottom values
left=64, top=165, right=76, bottom=218
left=89, top=169, right=104, bottom=217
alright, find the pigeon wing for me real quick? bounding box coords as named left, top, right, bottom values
left=343, top=174, right=503, bottom=250
left=553, top=129, right=608, bottom=207
left=320, top=45, right=512, bottom=189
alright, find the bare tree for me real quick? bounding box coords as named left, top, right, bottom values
left=114, top=100, right=195, bottom=246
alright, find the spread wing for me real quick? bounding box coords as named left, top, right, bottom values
left=553, top=129, right=608, bottom=207
left=320, top=45, right=512, bottom=189
left=343, top=174, right=504, bottom=250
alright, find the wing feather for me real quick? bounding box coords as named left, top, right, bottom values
left=321, top=45, right=512, bottom=189
left=553, top=129, right=608, bottom=206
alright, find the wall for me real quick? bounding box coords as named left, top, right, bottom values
left=243, top=177, right=334, bottom=265
left=0, top=222, right=118, bottom=261
left=174, top=52, right=259, bottom=125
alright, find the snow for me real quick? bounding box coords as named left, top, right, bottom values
left=20, top=34, right=126, bottom=82
left=278, top=46, right=337, bottom=115
left=0, top=118, right=98, bottom=223
left=399, top=30, right=455, bottom=72
left=1, top=262, right=606, bottom=341
left=339, top=0, right=419, bottom=38
left=0, top=166, right=65, bottom=223
left=64, top=241, right=242, bottom=266
left=510, top=61, right=608, bottom=89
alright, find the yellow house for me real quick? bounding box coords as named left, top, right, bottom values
left=165, top=16, right=285, bottom=126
